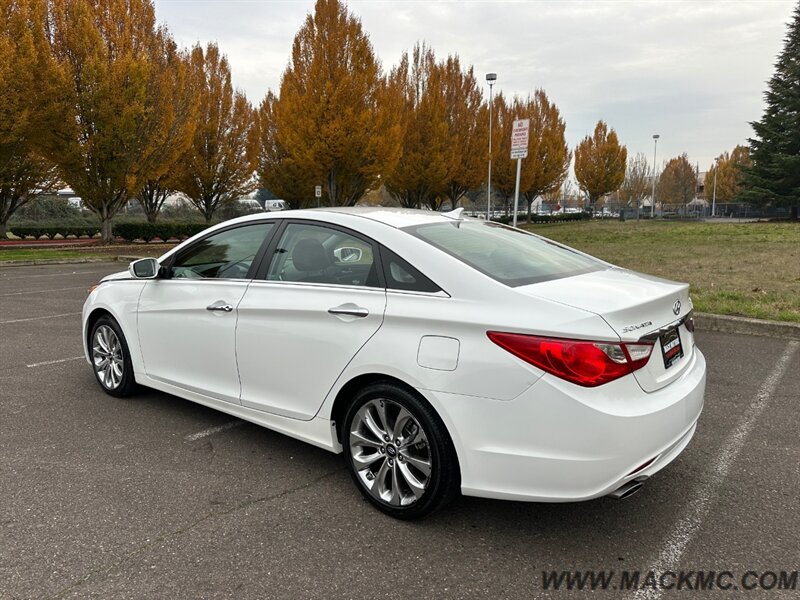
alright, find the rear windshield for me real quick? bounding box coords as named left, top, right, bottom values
left=403, top=220, right=604, bottom=287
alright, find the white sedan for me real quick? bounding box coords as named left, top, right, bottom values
left=82, top=207, right=705, bottom=519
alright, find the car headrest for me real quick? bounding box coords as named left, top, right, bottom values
left=293, top=238, right=329, bottom=272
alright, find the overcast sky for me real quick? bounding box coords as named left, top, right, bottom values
left=154, top=0, right=795, bottom=174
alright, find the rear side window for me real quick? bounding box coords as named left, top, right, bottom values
left=403, top=220, right=603, bottom=287
left=380, top=248, right=441, bottom=293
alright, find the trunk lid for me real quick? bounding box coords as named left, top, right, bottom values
left=517, top=267, right=695, bottom=392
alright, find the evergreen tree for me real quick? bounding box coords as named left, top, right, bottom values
left=742, top=3, right=800, bottom=219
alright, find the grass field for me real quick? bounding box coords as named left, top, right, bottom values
left=0, top=244, right=172, bottom=263
left=524, top=220, right=800, bottom=323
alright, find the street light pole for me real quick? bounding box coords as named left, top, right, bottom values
left=651, top=134, right=660, bottom=218
left=486, top=73, right=497, bottom=221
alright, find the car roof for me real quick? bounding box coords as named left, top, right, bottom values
left=234, top=206, right=462, bottom=229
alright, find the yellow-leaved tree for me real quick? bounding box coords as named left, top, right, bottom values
left=261, top=0, right=401, bottom=207
left=574, top=120, right=627, bottom=212
left=174, top=43, right=258, bottom=223
left=39, top=0, right=193, bottom=241
left=521, top=89, right=570, bottom=221
left=705, top=145, right=751, bottom=204
left=0, top=0, right=59, bottom=238
left=384, top=43, right=450, bottom=209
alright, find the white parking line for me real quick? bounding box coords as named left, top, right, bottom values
left=0, top=286, right=87, bottom=297
left=184, top=421, right=245, bottom=442
left=0, top=269, right=112, bottom=280
left=0, top=312, right=82, bottom=325
left=630, top=340, right=799, bottom=600
left=26, top=356, right=84, bottom=368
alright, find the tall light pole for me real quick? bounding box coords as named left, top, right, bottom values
left=651, top=134, right=660, bottom=218
left=486, top=72, right=497, bottom=221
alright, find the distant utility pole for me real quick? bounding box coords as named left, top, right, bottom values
left=712, top=169, right=717, bottom=218
left=651, top=134, right=660, bottom=218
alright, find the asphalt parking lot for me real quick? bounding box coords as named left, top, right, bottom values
left=2, top=262, right=799, bottom=599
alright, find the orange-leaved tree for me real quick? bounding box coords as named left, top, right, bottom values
left=0, top=0, right=59, bottom=238
left=39, top=0, right=192, bottom=241
left=135, top=45, right=199, bottom=223
left=705, top=145, right=750, bottom=204
left=438, top=54, right=488, bottom=210
left=262, top=0, right=401, bottom=207
left=257, top=91, right=310, bottom=209
left=521, top=89, right=570, bottom=221
left=658, top=154, right=697, bottom=214
left=574, top=120, right=627, bottom=212
left=174, top=43, right=258, bottom=223
left=383, top=43, right=449, bottom=209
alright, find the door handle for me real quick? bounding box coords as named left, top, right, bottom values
left=206, top=301, right=234, bottom=312
left=328, top=305, right=369, bottom=318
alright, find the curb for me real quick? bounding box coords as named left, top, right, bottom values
left=694, top=312, right=800, bottom=341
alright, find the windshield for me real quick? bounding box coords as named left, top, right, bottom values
left=403, top=220, right=605, bottom=287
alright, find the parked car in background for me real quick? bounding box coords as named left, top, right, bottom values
left=82, top=207, right=705, bottom=519
left=264, top=199, right=288, bottom=211
left=236, top=198, right=264, bottom=214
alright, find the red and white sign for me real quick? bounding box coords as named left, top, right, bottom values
left=510, top=118, right=530, bottom=160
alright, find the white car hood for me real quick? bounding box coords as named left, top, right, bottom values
left=101, top=270, right=131, bottom=282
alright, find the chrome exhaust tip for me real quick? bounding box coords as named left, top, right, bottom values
left=607, top=479, right=645, bottom=500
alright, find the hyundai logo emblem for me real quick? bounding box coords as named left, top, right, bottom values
left=672, top=300, right=682, bottom=316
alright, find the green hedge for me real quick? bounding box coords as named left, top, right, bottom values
left=9, top=225, right=102, bottom=239
left=9, top=222, right=208, bottom=242
left=113, top=222, right=208, bottom=242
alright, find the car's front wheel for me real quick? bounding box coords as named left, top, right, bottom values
left=343, top=382, right=459, bottom=519
left=90, top=315, right=137, bottom=398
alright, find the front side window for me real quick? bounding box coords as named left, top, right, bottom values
left=265, top=223, right=379, bottom=287
left=403, top=220, right=604, bottom=287
left=170, top=222, right=274, bottom=279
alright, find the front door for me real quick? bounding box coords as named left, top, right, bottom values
left=137, top=221, right=275, bottom=403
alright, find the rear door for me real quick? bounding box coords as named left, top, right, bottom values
left=236, top=221, right=386, bottom=420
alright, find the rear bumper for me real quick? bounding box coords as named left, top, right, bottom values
left=425, top=348, right=706, bottom=502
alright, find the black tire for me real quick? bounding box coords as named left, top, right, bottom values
left=342, top=382, right=460, bottom=519
left=89, top=315, right=137, bottom=398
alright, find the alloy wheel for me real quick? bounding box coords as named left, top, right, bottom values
left=92, top=324, right=124, bottom=390
left=349, top=398, right=433, bottom=507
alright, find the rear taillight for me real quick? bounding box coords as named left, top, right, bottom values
left=487, top=332, right=654, bottom=387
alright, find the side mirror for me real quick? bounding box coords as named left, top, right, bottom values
left=128, top=257, right=160, bottom=279
left=333, top=246, right=363, bottom=264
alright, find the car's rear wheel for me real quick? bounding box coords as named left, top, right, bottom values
left=90, top=315, right=136, bottom=398
left=343, top=382, right=459, bottom=519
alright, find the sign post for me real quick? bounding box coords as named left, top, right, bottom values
left=315, top=185, right=322, bottom=207
left=510, top=118, right=530, bottom=228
